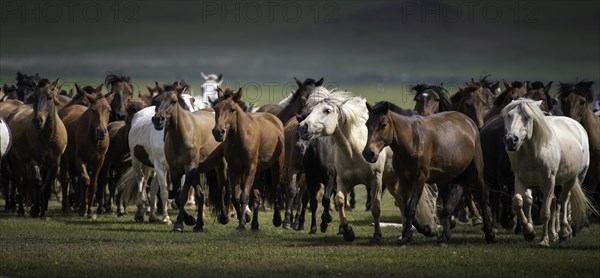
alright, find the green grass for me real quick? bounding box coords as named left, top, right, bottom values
left=1, top=187, right=599, bottom=278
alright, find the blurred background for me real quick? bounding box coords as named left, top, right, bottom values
left=1, top=0, right=598, bottom=106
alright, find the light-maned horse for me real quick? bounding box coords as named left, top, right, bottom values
left=502, top=98, right=596, bottom=246
left=58, top=84, right=112, bottom=218
left=125, top=82, right=199, bottom=223
left=298, top=88, right=438, bottom=242
left=6, top=78, right=67, bottom=217
left=212, top=88, right=285, bottom=230
left=363, top=101, right=495, bottom=246
left=557, top=81, right=600, bottom=212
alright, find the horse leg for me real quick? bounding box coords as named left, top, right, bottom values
left=173, top=171, right=193, bottom=232
left=156, top=167, right=171, bottom=225
left=437, top=183, right=464, bottom=246
left=40, top=162, right=59, bottom=219
left=148, top=176, right=159, bottom=223
left=190, top=170, right=205, bottom=232
left=335, top=177, right=354, bottom=242
left=524, top=189, right=534, bottom=224
left=132, top=159, right=146, bottom=222
left=464, top=189, right=483, bottom=226
left=320, top=174, right=335, bottom=232
left=548, top=195, right=558, bottom=242
left=348, top=188, right=355, bottom=210
left=558, top=179, right=577, bottom=241
left=369, top=176, right=383, bottom=243
left=294, top=184, right=308, bottom=231
left=307, top=180, right=318, bottom=234
left=270, top=161, right=283, bottom=228
left=28, top=164, right=42, bottom=218
left=513, top=178, right=535, bottom=241
left=283, top=171, right=298, bottom=229
left=80, top=164, right=94, bottom=219
left=537, top=177, right=555, bottom=247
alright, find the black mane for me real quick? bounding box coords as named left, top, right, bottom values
left=372, top=101, right=415, bottom=116
left=104, top=74, right=131, bottom=87
left=558, top=80, right=594, bottom=102
left=411, top=83, right=451, bottom=112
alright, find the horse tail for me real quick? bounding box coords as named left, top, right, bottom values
left=205, top=168, right=224, bottom=219
left=117, top=166, right=139, bottom=205
left=415, top=183, right=439, bottom=230
left=569, top=180, right=598, bottom=232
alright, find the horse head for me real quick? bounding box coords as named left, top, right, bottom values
left=362, top=102, right=394, bottom=163
left=558, top=80, right=594, bottom=123
left=32, top=78, right=61, bottom=129
left=105, top=74, right=133, bottom=121
left=502, top=99, right=543, bottom=152
left=89, top=93, right=112, bottom=141
left=211, top=87, right=242, bottom=142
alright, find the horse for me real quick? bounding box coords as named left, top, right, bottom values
left=5, top=78, right=67, bottom=218
left=200, top=72, right=223, bottom=108
left=1, top=84, right=18, bottom=101
left=298, top=88, right=438, bottom=243
left=151, top=84, right=228, bottom=232
left=104, top=74, right=134, bottom=122
left=526, top=81, right=561, bottom=115
left=15, top=72, right=41, bottom=103
left=124, top=81, right=199, bottom=224
left=58, top=83, right=112, bottom=218
left=502, top=98, right=596, bottom=246
left=557, top=81, right=600, bottom=212
left=212, top=88, right=285, bottom=230
left=484, top=81, right=528, bottom=121
left=0, top=115, right=10, bottom=161
left=257, top=78, right=324, bottom=122
left=412, top=84, right=452, bottom=116
left=96, top=99, right=147, bottom=214
left=363, top=101, right=495, bottom=246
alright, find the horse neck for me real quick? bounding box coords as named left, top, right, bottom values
left=389, top=113, right=420, bottom=157
left=330, top=116, right=367, bottom=159
left=166, top=104, right=189, bottom=144
left=228, top=105, right=249, bottom=139
left=41, top=104, right=61, bottom=138
left=580, top=108, right=600, bottom=146
left=525, top=115, right=553, bottom=151
left=277, top=100, right=302, bottom=123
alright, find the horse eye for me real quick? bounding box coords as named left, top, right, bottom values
left=171, top=100, right=177, bottom=104
left=580, top=100, right=586, bottom=105
left=324, top=108, right=332, bottom=114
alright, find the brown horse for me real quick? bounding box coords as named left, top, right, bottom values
left=212, top=88, right=285, bottom=230
left=484, top=80, right=528, bottom=121
left=558, top=81, right=600, bottom=210
left=363, top=102, right=495, bottom=246
left=451, top=82, right=494, bottom=128
left=412, top=84, right=452, bottom=116
left=5, top=78, right=67, bottom=217
left=152, top=84, right=228, bottom=232
left=58, top=84, right=112, bottom=218
left=105, top=74, right=134, bottom=122
left=257, top=78, right=323, bottom=123
left=526, top=81, right=561, bottom=115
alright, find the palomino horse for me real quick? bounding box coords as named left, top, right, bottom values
left=125, top=82, right=199, bottom=223
left=5, top=78, right=67, bottom=217
left=152, top=84, right=228, bottom=232
left=212, top=88, right=285, bottom=230
left=200, top=72, right=223, bottom=108
left=58, top=84, right=112, bottom=218
left=363, top=101, right=495, bottom=246
left=558, top=81, right=600, bottom=212
left=104, top=74, right=134, bottom=122
left=503, top=98, right=596, bottom=246
left=412, top=84, right=452, bottom=116
left=298, top=88, right=438, bottom=242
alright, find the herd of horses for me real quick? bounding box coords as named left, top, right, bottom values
left=0, top=72, right=599, bottom=247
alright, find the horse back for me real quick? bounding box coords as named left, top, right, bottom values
left=547, top=116, right=590, bottom=183
left=249, top=112, right=284, bottom=168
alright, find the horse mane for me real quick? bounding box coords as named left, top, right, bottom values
left=104, top=74, right=131, bottom=87
left=529, top=81, right=546, bottom=90
left=372, top=101, right=416, bottom=116
left=412, top=84, right=452, bottom=112
left=211, top=88, right=248, bottom=112
left=307, top=88, right=367, bottom=125
left=279, top=78, right=319, bottom=105
left=558, top=80, right=594, bottom=102
left=502, top=98, right=552, bottom=141
left=17, top=72, right=41, bottom=87
left=37, top=78, right=51, bottom=87
left=474, top=73, right=496, bottom=90
left=451, top=83, right=480, bottom=104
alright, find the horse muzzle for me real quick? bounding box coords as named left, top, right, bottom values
left=212, top=128, right=226, bottom=142
left=32, top=117, right=46, bottom=129
left=152, top=116, right=165, bottom=130
left=362, top=148, right=379, bottom=163
left=504, top=134, right=520, bottom=152
left=297, top=123, right=312, bottom=140
left=96, top=128, right=108, bottom=140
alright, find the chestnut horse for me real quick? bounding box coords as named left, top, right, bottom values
left=363, top=101, right=495, bottom=246
left=5, top=78, right=67, bottom=217
left=152, top=85, right=228, bottom=232
left=558, top=81, right=600, bottom=211
left=212, top=88, right=285, bottom=230
left=58, top=84, right=112, bottom=218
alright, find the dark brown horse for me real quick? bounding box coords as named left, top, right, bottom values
left=15, top=72, right=41, bottom=103
left=363, top=101, right=495, bottom=246
left=558, top=81, right=600, bottom=210
left=5, top=78, right=67, bottom=217
left=484, top=80, right=528, bottom=121
left=1, top=84, right=18, bottom=101
left=526, top=81, right=561, bottom=115
left=451, top=82, right=494, bottom=129
left=58, top=84, right=112, bottom=218
left=257, top=77, right=323, bottom=123
left=412, top=84, right=452, bottom=116
left=212, top=88, right=285, bottom=230
left=152, top=84, right=228, bottom=232
left=105, top=74, right=134, bottom=122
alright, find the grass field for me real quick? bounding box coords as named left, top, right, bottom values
left=1, top=187, right=599, bottom=278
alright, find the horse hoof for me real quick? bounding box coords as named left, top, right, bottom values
left=237, top=224, right=246, bottom=230
left=149, top=216, right=158, bottom=223
left=173, top=222, right=184, bottom=232
left=162, top=217, right=172, bottom=225
left=116, top=211, right=124, bottom=217
left=218, top=215, right=229, bottom=225
left=538, top=240, right=550, bottom=247
left=523, top=232, right=536, bottom=242
left=273, top=215, right=282, bottom=227
left=320, top=222, right=329, bottom=233
left=184, top=215, right=196, bottom=226
left=309, top=226, right=317, bottom=234
left=282, top=222, right=291, bottom=230
left=323, top=214, right=333, bottom=223
left=295, top=224, right=304, bottom=231
left=559, top=230, right=571, bottom=242
left=371, top=234, right=382, bottom=244
left=251, top=221, right=259, bottom=230
left=396, top=237, right=410, bottom=247
left=193, top=226, right=203, bottom=233
left=134, top=214, right=144, bottom=223
left=472, top=218, right=483, bottom=226
left=339, top=225, right=355, bottom=242
left=485, top=232, right=496, bottom=243
left=89, top=214, right=97, bottom=220
left=437, top=242, right=449, bottom=248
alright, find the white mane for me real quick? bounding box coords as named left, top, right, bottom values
left=307, top=88, right=368, bottom=126
left=278, top=92, right=294, bottom=105
left=502, top=98, right=552, bottom=142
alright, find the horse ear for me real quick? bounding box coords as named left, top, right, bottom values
left=201, top=72, right=208, bottom=81
left=217, top=87, right=224, bottom=99
left=366, top=102, right=373, bottom=113
left=544, top=81, right=553, bottom=93
left=294, top=77, right=302, bottom=88
left=521, top=81, right=528, bottom=89
left=52, top=78, right=60, bottom=87
left=176, top=86, right=186, bottom=96
left=155, top=82, right=163, bottom=94
left=233, top=88, right=243, bottom=102
left=534, top=100, right=543, bottom=108
left=315, top=77, right=324, bottom=86
left=75, top=83, right=84, bottom=95
left=217, top=74, right=223, bottom=84
left=503, top=80, right=511, bottom=90
left=95, top=84, right=103, bottom=95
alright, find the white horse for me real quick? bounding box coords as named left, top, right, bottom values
left=0, top=116, right=11, bottom=163
left=200, top=72, right=223, bottom=108
left=125, top=93, right=199, bottom=224
left=298, top=87, right=437, bottom=242
left=503, top=98, right=597, bottom=246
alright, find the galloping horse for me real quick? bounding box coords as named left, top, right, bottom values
left=298, top=89, right=437, bottom=242
left=363, top=101, right=495, bottom=246
left=58, top=84, right=112, bottom=218
left=104, top=74, right=134, bottom=122
left=557, top=81, right=600, bottom=212
left=502, top=98, right=595, bottom=246
left=212, top=88, right=285, bottom=230
left=6, top=78, right=67, bottom=217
